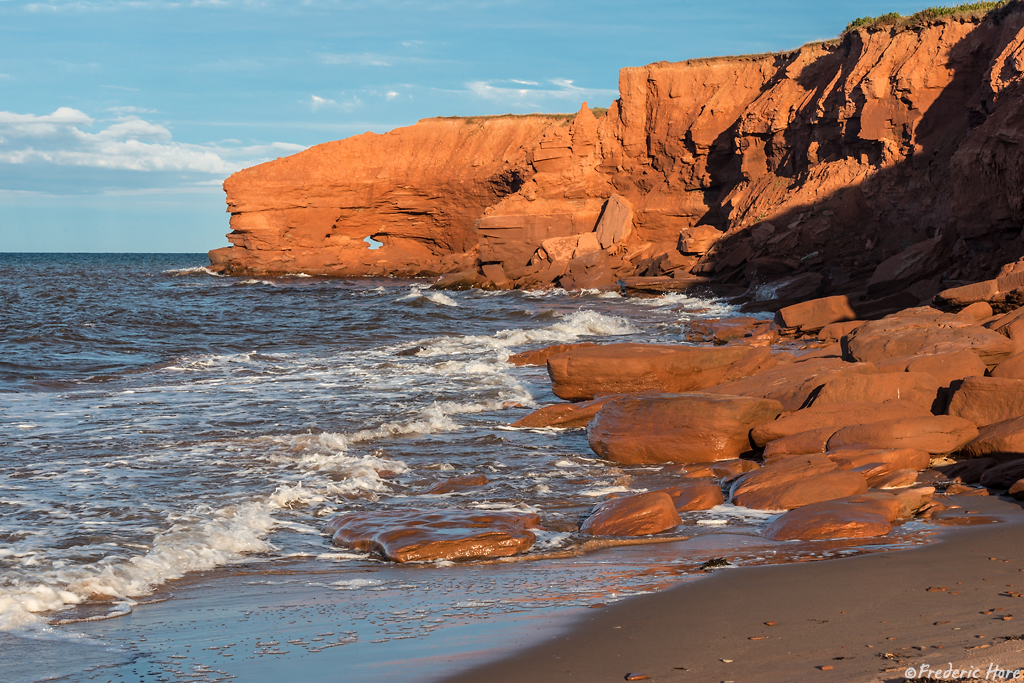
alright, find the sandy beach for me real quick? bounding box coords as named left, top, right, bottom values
left=444, top=493, right=1024, bottom=683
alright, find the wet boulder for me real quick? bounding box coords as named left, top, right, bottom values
left=507, top=342, right=597, bottom=367
left=763, top=494, right=903, bottom=541
left=681, top=459, right=761, bottom=479
left=685, top=317, right=761, bottom=345
left=587, top=393, right=783, bottom=465
left=579, top=491, right=682, bottom=536
left=547, top=343, right=779, bottom=401
left=659, top=480, right=725, bottom=511
left=421, top=474, right=489, bottom=495
left=828, top=447, right=931, bottom=473
left=827, top=415, right=978, bottom=455
left=729, top=454, right=868, bottom=510
left=947, top=376, right=1024, bottom=427
left=762, top=427, right=837, bottom=457
left=511, top=394, right=621, bottom=429
left=325, top=509, right=541, bottom=563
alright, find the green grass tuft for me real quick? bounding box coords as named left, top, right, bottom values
left=843, top=1, right=1010, bottom=33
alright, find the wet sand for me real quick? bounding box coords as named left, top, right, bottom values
left=443, top=494, right=1024, bottom=683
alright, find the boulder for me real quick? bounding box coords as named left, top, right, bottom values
left=1009, top=479, right=1024, bottom=500
left=678, top=225, right=722, bottom=255
left=979, top=459, right=1024, bottom=489
left=511, top=394, right=620, bottom=429
left=809, top=371, right=942, bottom=413
left=818, top=320, right=866, bottom=343
left=681, top=459, right=761, bottom=479
left=935, top=458, right=998, bottom=483
left=422, top=474, right=489, bottom=495
left=703, top=358, right=879, bottom=412
left=558, top=250, right=614, bottom=290
left=659, top=480, right=725, bottom=511
left=961, top=301, right=994, bottom=321
left=587, top=393, right=784, bottom=465
left=989, top=352, right=1024, bottom=379
left=827, top=415, right=978, bottom=455
left=866, top=238, right=945, bottom=298
left=947, top=376, right=1024, bottom=427
left=594, top=194, right=633, bottom=249
left=547, top=343, right=779, bottom=402
left=729, top=454, right=868, bottom=510
left=961, top=416, right=1024, bottom=460
left=762, top=427, right=837, bottom=457
left=774, top=295, right=857, bottom=332
left=751, top=399, right=930, bottom=447
left=326, top=509, right=541, bottom=563
left=894, top=487, right=935, bottom=515
left=868, top=469, right=919, bottom=489
left=507, top=342, right=597, bottom=367
left=841, top=307, right=1015, bottom=367
left=828, top=447, right=931, bottom=473
left=763, top=494, right=902, bottom=541
left=579, top=491, right=682, bottom=536
left=874, top=349, right=987, bottom=388
left=684, top=317, right=760, bottom=345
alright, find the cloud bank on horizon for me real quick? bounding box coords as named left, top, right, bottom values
left=0, top=0, right=930, bottom=251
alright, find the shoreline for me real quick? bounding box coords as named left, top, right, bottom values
left=441, top=493, right=1024, bottom=683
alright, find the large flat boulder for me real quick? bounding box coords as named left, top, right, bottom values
left=809, top=372, right=942, bottom=412
left=762, top=427, right=837, bottom=457
left=947, top=376, right=1024, bottom=427
left=325, top=509, right=541, bottom=563
left=827, top=415, right=978, bottom=455
left=703, top=358, right=878, bottom=412
left=751, top=399, right=930, bottom=447
left=763, top=494, right=903, bottom=541
left=961, top=416, right=1024, bottom=460
left=547, top=343, right=780, bottom=401
left=729, top=454, right=868, bottom=510
left=841, top=307, right=1015, bottom=367
left=587, top=393, right=783, bottom=465
left=579, top=491, right=682, bottom=536
left=989, top=352, right=1024, bottom=379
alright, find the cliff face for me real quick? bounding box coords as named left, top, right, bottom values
left=210, top=5, right=1024, bottom=303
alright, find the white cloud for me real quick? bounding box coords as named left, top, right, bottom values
left=309, top=94, right=362, bottom=112
left=464, top=78, right=618, bottom=108
left=0, top=107, right=306, bottom=175
left=385, top=91, right=399, bottom=100
left=107, top=105, right=158, bottom=114
left=320, top=52, right=392, bottom=67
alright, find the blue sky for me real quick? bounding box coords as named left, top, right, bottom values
left=1, top=0, right=931, bottom=252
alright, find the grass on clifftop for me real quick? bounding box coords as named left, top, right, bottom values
left=845, top=1, right=1010, bottom=32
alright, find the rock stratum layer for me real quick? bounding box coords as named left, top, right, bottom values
left=210, top=5, right=1024, bottom=299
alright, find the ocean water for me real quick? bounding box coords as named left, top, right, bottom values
left=0, top=253, right=931, bottom=681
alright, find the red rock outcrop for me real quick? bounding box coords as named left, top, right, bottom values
left=729, top=454, right=868, bottom=510
left=210, top=7, right=1024, bottom=300
left=763, top=494, right=904, bottom=541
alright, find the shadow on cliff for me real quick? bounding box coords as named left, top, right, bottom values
left=693, top=6, right=1024, bottom=307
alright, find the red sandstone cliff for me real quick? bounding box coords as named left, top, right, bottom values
left=209, top=4, right=1024, bottom=305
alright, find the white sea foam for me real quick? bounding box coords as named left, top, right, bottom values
left=0, top=500, right=278, bottom=631
left=161, top=266, right=222, bottom=277
left=398, top=285, right=458, bottom=307
left=410, top=310, right=635, bottom=359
